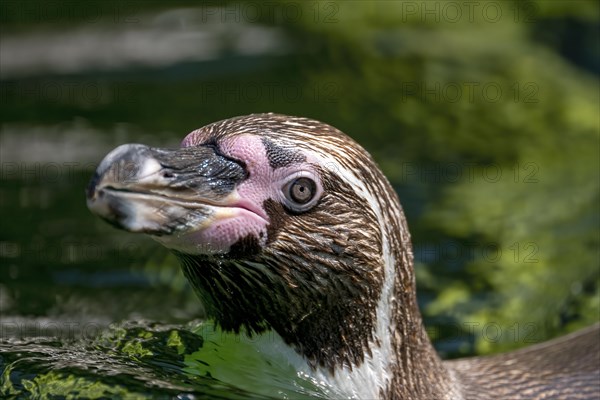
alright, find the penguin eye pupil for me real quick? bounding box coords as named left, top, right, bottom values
left=288, top=177, right=316, bottom=204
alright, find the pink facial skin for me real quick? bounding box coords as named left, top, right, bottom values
left=173, top=131, right=322, bottom=255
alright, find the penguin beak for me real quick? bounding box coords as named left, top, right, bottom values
left=86, top=143, right=247, bottom=236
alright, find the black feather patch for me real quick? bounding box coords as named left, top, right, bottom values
left=261, top=137, right=305, bottom=169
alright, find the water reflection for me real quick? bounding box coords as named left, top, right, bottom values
left=1, top=7, right=287, bottom=78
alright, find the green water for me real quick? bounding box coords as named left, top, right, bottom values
left=1, top=1, right=599, bottom=398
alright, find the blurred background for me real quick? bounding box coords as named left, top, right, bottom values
left=1, top=1, right=598, bottom=398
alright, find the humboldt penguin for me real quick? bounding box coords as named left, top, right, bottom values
left=87, top=113, right=600, bottom=399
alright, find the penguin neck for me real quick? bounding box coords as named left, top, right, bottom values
left=303, top=228, right=461, bottom=399
left=386, top=263, right=461, bottom=399
left=378, top=207, right=462, bottom=399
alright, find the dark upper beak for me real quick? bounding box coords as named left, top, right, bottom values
left=86, top=143, right=247, bottom=235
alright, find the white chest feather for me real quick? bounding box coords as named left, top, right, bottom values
left=252, top=330, right=392, bottom=399
left=186, top=323, right=392, bottom=399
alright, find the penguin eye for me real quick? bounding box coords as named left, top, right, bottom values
left=282, top=176, right=319, bottom=212
left=289, top=177, right=315, bottom=203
